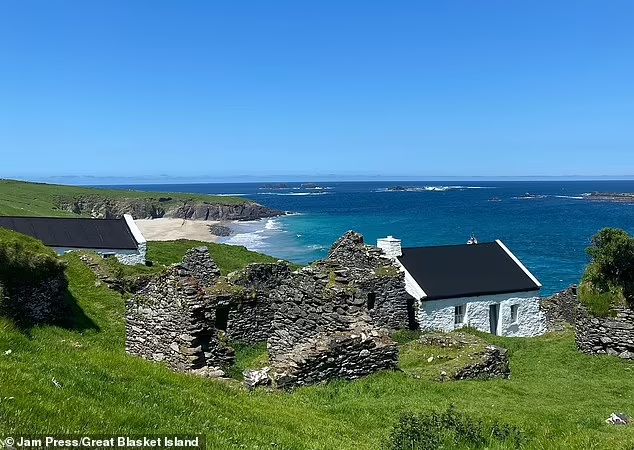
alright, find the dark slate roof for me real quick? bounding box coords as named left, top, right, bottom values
left=397, top=241, right=540, bottom=300
left=0, top=216, right=138, bottom=250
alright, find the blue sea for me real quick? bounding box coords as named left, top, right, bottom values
left=102, top=181, right=634, bottom=296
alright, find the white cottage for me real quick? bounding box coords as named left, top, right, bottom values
left=377, top=236, right=545, bottom=337
left=0, top=214, right=147, bottom=265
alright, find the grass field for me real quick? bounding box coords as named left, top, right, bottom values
left=2, top=251, right=634, bottom=448
left=0, top=179, right=246, bottom=217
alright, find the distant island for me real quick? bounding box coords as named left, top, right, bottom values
left=583, top=192, right=634, bottom=203
left=301, top=183, right=324, bottom=189
left=261, top=183, right=290, bottom=189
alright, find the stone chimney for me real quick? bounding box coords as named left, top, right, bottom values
left=377, top=236, right=402, bottom=258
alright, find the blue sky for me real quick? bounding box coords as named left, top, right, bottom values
left=1, top=1, right=633, bottom=180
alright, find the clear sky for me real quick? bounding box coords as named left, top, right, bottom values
left=1, top=1, right=633, bottom=179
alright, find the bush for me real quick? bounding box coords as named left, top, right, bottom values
left=385, top=405, right=525, bottom=450
left=0, top=229, right=66, bottom=287
left=580, top=228, right=634, bottom=313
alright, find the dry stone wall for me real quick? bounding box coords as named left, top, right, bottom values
left=180, top=246, right=221, bottom=288
left=540, top=286, right=578, bottom=331
left=0, top=274, right=68, bottom=323
left=271, top=324, right=399, bottom=389
left=575, top=303, right=634, bottom=360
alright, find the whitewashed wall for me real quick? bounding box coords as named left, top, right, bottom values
left=418, top=291, right=546, bottom=337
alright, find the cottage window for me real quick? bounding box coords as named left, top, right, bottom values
left=454, top=305, right=465, bottom=325
left=510, top=304, right=519, bottom=323
left=367, top=293, right=376, bottom=310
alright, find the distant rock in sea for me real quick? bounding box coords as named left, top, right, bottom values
left=584, top=192, right=634, bottom=203
left=261, top=183, right=290, bottom=189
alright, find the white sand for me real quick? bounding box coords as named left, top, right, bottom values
left=135, top=218, right=219, bottom=243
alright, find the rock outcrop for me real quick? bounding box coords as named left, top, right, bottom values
left=54, top=195, right=284, bottom=221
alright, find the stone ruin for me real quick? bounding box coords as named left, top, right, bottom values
left=265, top=231, right=414, bottom=388
left=125, top=250, right=235, bottom=373
left=125, top=232, right=417, bottom=387
left=540, top=285, right=634, bottom=360
left=125, top=246, right=290, bottom=375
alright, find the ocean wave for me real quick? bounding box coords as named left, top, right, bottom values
left=555, top=195, right=584, bottom=200
left=512, top=194, right=548, bottom=200
left=214, top=193, right=248, bottom=196
left=264, top=218, right=281, bottom=230
left=307, top=244, right=328, bottom=251
left=224, top=232, right=268, bottom=249
left=377, top=185, right=495, bottom=193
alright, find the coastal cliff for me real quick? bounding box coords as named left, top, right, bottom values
left=54, top=195, right=284, bottom=220
left=0, top=180, right=284, bottom=221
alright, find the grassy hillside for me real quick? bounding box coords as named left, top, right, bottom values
left=0, top=179, right=246, bottom=217
left=1, top=255, right=634, bottom=448
left=146, top=239, right=301, bottom=274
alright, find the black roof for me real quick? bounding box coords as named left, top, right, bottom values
left=397, top=241, right=540, bottom=300
left=0, top=216, right=138, bottom=250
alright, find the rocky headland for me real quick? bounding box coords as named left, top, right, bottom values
left=54, top=195, right=285, bottom=221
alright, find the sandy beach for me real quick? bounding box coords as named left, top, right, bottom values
left=135, top=218, right=219, bottom=242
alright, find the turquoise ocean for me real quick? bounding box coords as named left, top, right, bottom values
left=103, top=181, right=634, bottom=296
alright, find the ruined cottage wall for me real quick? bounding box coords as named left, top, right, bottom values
left=272, top=328, right=399, bottom=389
left=222, top=262, right=290, bottom=343
left=540, top=286, right=578, bottom=331
left=327, top=230, right=416, bottom=330
left=180, top=246, right=221, bottom=288
left=125, top=268, right=234, bottom=372
left=1, top=273, right=68, bottom=323
left=575, top=303, right=634, bottom=360
left=267, top=266, right=373, bottom=359
left=358, top=276, right=417, bottom=330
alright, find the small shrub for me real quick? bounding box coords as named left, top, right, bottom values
left=385, top=405, right=526, bottom=450
left=576, top=228, right=634, bottom=316
left=391, top=329, right=422, bottom=345
left=578, top=280, right=624, bottom=317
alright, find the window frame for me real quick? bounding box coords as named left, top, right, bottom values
left=454, top=304, right=466, bottom=325
left=510, top=304, right=519, bottom=323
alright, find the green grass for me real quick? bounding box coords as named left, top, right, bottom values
left=398, top=332, right=491, bottom=381
left=226, top=342, right=269, bottom=380
left=2, top=256, right=634, bottom=448
left=578, top=281, right=624, bottom=317
left=0, top=179, right=246, bottom=217
left=0, top=228, right=65, bottom=285
left=146, top=239, right=301, bottom=275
